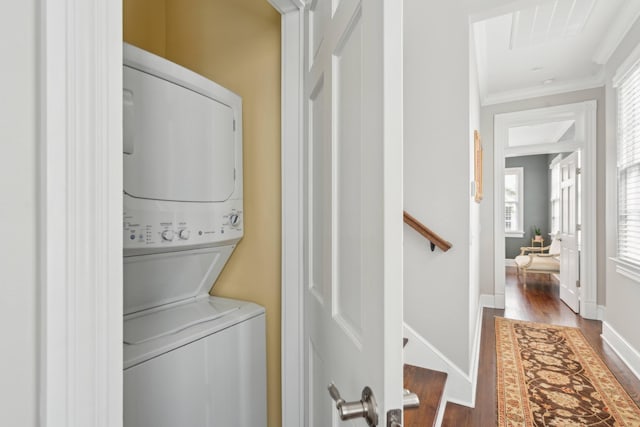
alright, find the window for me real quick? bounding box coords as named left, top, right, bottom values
left=617, top=59, right=640, bottom=266
left=505, top=167, right=524, bottom=237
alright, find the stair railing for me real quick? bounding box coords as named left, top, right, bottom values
left=403, top=211, right=452, bottom=252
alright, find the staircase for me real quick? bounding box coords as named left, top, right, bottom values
left=401, top=213, right=451, bottom=426
left=403, top=339, right=448, bottom=426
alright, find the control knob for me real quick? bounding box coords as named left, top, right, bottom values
left=229, top=213, right=241, bottom=227
left=179, top=229, right=191, bottom=240
left=161, top=230, right=175, bottom=241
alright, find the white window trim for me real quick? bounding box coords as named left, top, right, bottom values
left=504, top=167, right=524, bottom=237
left=613, top=41, right=640, bottom=88
left=611, top=257, right=640, bottom=284
left=613, top=49, right=640, bottom=277
left=505, top=231, right=525, bottom=238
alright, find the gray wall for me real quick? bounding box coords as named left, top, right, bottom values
left=0, top=1, right=38, bottom=426
left=505, top=155, right=550, bottom=259
left=479, top=86, right=606, bottom=304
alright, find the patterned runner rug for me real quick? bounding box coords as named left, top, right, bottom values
left=496, top=317, right=640, bottom=426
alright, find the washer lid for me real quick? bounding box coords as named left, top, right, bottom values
left=124, top=246, right=235, bottom=315
left=124, top=297, right=240, bottom=345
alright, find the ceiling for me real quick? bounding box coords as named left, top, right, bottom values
left=508, top=119, right=575, bottom=146
left=472, top=0, right=640, bottom=105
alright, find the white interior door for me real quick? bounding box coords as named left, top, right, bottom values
left=559, top=151, right=580, bottom=312
left=303, top=0, right=403, bottom=426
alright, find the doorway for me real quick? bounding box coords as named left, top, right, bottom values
left=504, top=150, right=580, bottom=313
left=40, top=0, right=305, bottom=425
left=493, top=101, right=598, bottom=319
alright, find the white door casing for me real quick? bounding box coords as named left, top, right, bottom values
left=42, top=0, right=398, bottom=424
left=559, top=152, right=580, bottom=312
left=40, top=1, right=123, bottom=425
left=43, top=0, right=305, bottom=425
left=303, top=0, right=403, bottom=425
left=493, top=101, right=597, bottom=318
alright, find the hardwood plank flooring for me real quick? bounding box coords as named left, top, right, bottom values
left=404, top=364, right=447, bottom=427
left=441, top=268, right=640, bottom=426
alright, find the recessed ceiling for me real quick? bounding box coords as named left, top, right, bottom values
left=509, top=0, right=595, bottom=49
left=473, top=0, right=640, bottom=105
left=508, top=120, right=575, bottom=147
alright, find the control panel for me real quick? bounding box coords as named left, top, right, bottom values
left=123, top=194, right=243, bottom=254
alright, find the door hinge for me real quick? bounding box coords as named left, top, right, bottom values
left=576, top=280, right=581, bottom=288
left=387, top=409, right=402, bottom=427
left=576, top=167, right=581, bottom=175
left=576, top=224, right=582, bottom=231
left=233, top=119, right=236, bottom=131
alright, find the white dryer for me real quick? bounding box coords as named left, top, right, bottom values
left=122, top=43, right=266, bottom=427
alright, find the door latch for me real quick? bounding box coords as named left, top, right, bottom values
left=328, top=383, right=378, bottom=426
left=387, top=408, right=402, bottom=427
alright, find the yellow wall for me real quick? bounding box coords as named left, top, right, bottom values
left=123, top=0, right=166, bottom=57
left=124, top=1, right=282, bottom=425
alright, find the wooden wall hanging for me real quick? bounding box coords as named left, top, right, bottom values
left=474, top=130, right=483, bottom=203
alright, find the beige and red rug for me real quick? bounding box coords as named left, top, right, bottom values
left=496, top=317, right=640, bottom=426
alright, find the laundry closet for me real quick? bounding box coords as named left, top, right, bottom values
left=123, top=1, right=282, bottom=425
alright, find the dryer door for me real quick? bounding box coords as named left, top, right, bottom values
left=123, top=66, right=236, bottom=203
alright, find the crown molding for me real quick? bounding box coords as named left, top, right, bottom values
left=592, top=0, right=640, bottom=65
left=481, top=70, right=605, bottom=106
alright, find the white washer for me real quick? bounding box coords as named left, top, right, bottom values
left=122, top=43, right=266, bottom=427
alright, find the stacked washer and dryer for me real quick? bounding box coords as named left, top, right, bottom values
left=122, top=43, right=266, bottom=427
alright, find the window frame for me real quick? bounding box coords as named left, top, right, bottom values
left=615, top=51, right=640, bottom=270
left=504, top=166, right=524, bottom=238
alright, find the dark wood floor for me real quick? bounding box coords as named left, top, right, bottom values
left=404, top=364, right=447, bottom=427
left=441, top=268, right=640, bottom=426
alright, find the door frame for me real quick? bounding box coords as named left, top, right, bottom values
left=493, top=101, right=598, bottom=318
left=270, top=1, right=305, bottom=426
left=41, top=0, right=305, bottom=425
left=40, top=1, right=123, bottom=425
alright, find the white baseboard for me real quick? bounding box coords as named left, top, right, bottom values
left=479, top=294, right=497, bottom=309
left=581, top=301, right=599, bottom=320
left=601, top=322, right=640, bottom=382
left=434, top=381, right=447, bottom=427
left=504, top=259, right=516, bottom=267
left=494, top=293, right=505, bottom=309
left=581, top=303, right=606, bottom=321
left=403, top=322, right=473, bottom=405
left=403, top=294, right=493, bottom=409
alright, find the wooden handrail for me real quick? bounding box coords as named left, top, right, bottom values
left=403, top=211, right=452, bottom=252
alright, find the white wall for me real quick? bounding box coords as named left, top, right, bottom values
left=403, top=0, right=519, bottom=374
left=0, top=1, right=38, bottom=425
left=468, top=33, right=481, bottom=355
left=479, top=87, right=606, bottom=302
left=604, top=17, right=640, bottom=358
left=404, top=0, right=472, bottom=370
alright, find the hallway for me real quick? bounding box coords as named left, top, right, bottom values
left=442, top=268, right=640, bottom=426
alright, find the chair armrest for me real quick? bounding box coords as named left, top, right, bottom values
left=519, top=246, right=533, bottom=255
left=519, top=245, right=552, bottom=255
left=517, top=254, right=535, bottom=268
